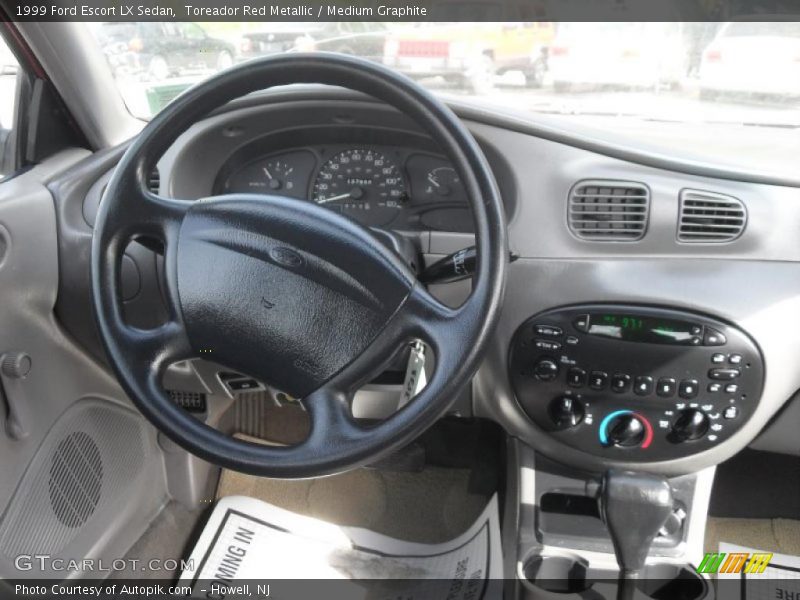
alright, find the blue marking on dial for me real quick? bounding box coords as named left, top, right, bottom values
left=599, top=410, right=633, bottom=445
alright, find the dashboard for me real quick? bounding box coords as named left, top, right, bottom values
left=214, top=144, right=474, bottom=232
left=60, top=89, right=800, bottom=479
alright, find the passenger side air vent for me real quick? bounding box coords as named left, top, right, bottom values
left=147, top=167, right=160, bottom=194
left=568, top=180, right=650, bottom=241
left=678, top=190, right=746, bottom=243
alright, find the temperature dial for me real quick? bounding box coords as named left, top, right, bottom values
left=599, top=410, right=654, bottom=449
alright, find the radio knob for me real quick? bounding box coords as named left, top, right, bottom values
left=671, top=409, right=710, bottom=442
left=549, top=396, right=584, bottom=429
left=606, top=413, right=646, bottom=447
left=533, top=358, right=559, bottom=381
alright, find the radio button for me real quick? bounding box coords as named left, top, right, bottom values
left=679, top=379, right=699, bottom=399
left=633, top=376, right=654, bottom=396
left=711, top=353, right=725, bottom=363
left=611, top=373, right=631, bottom=393
left=724, top=406, right=739, bottom=420
left=534, top=358, right=559, bottom=381
left=708, top=383, right=722, bottom=393
left=567, top=367, right=587, bottom=387
left=535, top=339, right=562, bottom=352
left=709, top=368, right=740, bottom=380
left=573, top=315, right=590, bottom=333
left=704, top=327, right=727, bottom=346
left=729, top=354, right=743, bottom=365
left=725, top=384, right=738, bottom=393
left=534, top=324, right=563, bottom=337
left=589, top=371, right=609, bottom=390
left=657, top=377, right=676, bottom=397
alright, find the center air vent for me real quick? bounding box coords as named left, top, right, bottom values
left=568, top=180, right=650, bottom=241
left=678, top=190, right=746, bottom=243
left=147, top=167, right=160, bottom=194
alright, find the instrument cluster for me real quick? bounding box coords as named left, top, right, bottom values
left=216, top=145, right=474, bottom=232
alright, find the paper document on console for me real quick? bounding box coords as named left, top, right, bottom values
left=180, top=493, right=503, bottom=599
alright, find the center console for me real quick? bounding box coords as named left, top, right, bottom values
left=505, top=304, right=765, bottom=598
left=508, top=304, right=764, bottom=461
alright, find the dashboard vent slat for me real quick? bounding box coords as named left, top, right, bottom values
left=678, top=190, right=746, bottom=243
left=147, top=168, right=160, bottom=194
left=568, top=180, right=650, bottom=241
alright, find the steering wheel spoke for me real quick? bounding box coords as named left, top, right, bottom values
left=314, top=283, right=465, bottom=412
left=303, top=385, right=362, bottom=449
left=134, top=320, right=194, bottom=376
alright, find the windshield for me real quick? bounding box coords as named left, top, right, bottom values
left=87, top=21, right=800, bottom=131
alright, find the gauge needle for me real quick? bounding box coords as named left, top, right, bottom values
left=263, top=167, right=273, bottom=180
left=318, top=192, right=352, bottom=205
left=427, top=174, right=440, bottom=187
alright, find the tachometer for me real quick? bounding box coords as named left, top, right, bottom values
left=312, top=149, right=407, bottom=227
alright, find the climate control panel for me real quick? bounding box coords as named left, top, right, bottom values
left=508, top=305, right=764, bottom=461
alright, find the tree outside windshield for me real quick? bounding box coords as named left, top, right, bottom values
left=85, top=21, right=800, bottom=128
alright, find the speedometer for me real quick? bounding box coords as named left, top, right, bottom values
left=312, top=149, right=407, bottom=227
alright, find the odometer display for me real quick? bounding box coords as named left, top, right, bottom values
left=312, top=148, right=407, bottom=227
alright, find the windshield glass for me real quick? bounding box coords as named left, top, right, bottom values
left=87, top=21, right=800, bottom=131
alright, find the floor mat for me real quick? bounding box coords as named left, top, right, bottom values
left=110, top=501, right=209, bottom=580
left=180, top=495, right=503, bottom=598
left=714, top=542, right=800, bottom=600
left=705, top=518, right=800, bottom=556
left=216, top=438, right=490, bottom=544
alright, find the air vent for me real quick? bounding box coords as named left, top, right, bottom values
left=147, top=167, right=160, bottom=194
left=568, top=180, right=650, bottom=241
left=678, top=190, right=746, bottom=243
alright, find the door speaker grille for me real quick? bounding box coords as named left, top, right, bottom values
left=49, top=431, right=103, bottom=528
left=0, top=400, right=149, bottom=558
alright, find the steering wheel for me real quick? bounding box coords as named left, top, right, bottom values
left=92, top=54, right=507, bottom=478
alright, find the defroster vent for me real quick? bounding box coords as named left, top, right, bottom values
left=678, top=189, right=746, bottom=242
left=568, top=180, right=650, bottom=241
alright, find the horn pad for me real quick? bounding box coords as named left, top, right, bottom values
left=175, top=195, right=415, bottom=397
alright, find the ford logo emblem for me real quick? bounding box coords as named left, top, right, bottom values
left=269, top=246, right=304, bottom=269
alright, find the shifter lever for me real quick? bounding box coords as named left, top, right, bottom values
left=598, top=470, right=673, bottom=580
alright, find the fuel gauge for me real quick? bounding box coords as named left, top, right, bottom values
left=260, top=159, right=296, bottom=193
left=223, top=150, right=315, bottom=200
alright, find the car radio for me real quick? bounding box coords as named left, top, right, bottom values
left=508, top=304, right=764, bottom=461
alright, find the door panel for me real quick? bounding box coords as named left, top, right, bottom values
left=0, top=149, right=168, bottom=578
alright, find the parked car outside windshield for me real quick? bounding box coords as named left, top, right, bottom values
left=85, top=21, right=800, bottom=153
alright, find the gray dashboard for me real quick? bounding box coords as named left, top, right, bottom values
left=66, top=89, right=800, bottom=477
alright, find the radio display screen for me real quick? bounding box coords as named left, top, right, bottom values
left=587, top=313, right=701, bottom=345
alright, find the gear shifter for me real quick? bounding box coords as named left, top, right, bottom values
left=598, top=470, right=673, bottom=598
